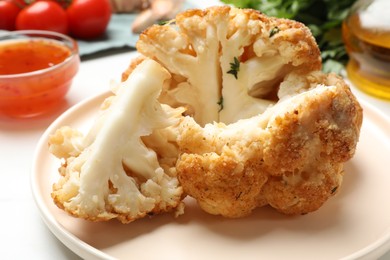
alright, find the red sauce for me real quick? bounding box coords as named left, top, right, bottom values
left=0, top=39, right=79, bottom=118
left=0, top=40, right=71, bottom=75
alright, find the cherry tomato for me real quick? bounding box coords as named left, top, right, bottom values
left=0, top=0, right=21, bottom=30
left=66, top=0, right=112, bottom=39
left=16, top=1, right=68, bottom=34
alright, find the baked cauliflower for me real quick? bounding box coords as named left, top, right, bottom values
left=50, top=6, right=363, bottom=222
left=49, top=60, right=185, bottom=223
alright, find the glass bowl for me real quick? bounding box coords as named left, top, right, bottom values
left=0, top=30, right=80, bottom=118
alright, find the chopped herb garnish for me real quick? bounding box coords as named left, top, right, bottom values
left=217, top=96, right=224, bottom=112
left=227, top=57, right=240, bottom=79
left=157, top=20, right=168, bottom=25
left=331, top=186, right=338, bottom=194
left=269, top=26, right=280, bottom=37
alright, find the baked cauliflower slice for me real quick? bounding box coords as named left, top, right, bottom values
left=176, top=72, right=362, bottom=217
left=49, top=60, right=185, bottom=223
left=135, top=6, right=321, bottom=125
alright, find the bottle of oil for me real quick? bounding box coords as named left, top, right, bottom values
left=342, top=0, right=390, bottom=99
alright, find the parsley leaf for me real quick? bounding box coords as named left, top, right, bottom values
left=269, top=26, right=280, bottom=37
left=157, top=20, right=168, bottom=25
left=227, top=57, right=240, bottom=79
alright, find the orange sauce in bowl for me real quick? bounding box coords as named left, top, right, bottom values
left=0, top=38, right=79, bottom=118
left=0, top=40, right=72, bottom=75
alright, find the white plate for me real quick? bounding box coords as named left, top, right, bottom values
left=31, top=91, right=390, bottom=260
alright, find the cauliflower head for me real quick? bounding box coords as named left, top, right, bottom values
left=49, top=60, right=185, bottom=223
left=135, top=6, right=321, bottom=125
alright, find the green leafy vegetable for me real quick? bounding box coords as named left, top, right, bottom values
left=227, top=57, right=240, bottom=79
left=221, top=0, right=357, bottom=74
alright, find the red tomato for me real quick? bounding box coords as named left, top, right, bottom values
left=0, top=0, right=21, bottom=30
left=66, top=0, right=112, bottom=39
left=16, top=1, right=68, bottom=34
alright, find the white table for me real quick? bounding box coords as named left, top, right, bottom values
left=1, top=51, right=390, bottom=259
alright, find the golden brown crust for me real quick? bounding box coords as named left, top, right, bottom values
left=175, top=73, right=362, bottom=217
left=258, top=76, right=362, bottom=215
left=264, top=73, right=362, bottom=175
left=177, top=154, right=268, bottom=218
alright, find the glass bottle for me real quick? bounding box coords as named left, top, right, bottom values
left=342, top=0, right=390, bottom=99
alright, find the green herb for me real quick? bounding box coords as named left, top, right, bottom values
left=331, top=186, right=338, bottom=194
left=269, top=26, right=280, bottom=37
left=227, top=57, right=240, bottom=79
left=217, top=96, right=224, bottom=112
left=158, top=20, right=168, bottom=26
left=221, top=0, right=358, bottom=74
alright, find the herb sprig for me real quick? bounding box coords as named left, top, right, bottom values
left=227, top=57, right=240, bottom=79
left=269, top=26, right=280, bottom=37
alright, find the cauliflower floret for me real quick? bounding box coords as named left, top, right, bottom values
left=49, top=60, right=184, bottom=223
left=176, top=73, right=362, bottom=217
left=135, top=6, right=321, bottom=125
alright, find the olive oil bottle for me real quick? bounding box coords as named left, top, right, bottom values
left=342, top=0, right=390, bottom=99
